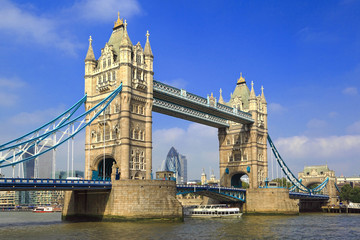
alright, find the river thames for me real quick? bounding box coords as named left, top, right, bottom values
left=0, top=212, right=359, bottom=239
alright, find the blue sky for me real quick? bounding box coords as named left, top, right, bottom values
left=0, top=0, right=359, bottom=179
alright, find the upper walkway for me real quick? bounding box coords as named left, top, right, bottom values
left=153, top=80, right=254, bottom=128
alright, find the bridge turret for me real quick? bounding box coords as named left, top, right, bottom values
left=85, top=36, right=97, bottom=95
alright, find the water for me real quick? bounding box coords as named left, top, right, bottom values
left=0, top=212, right=359, bottom=239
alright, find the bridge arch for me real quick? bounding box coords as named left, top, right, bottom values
left=92, top=155, right=117, bottom=180
left=230, top=172, right=249, bottom=188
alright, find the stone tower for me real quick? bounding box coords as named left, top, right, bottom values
left=218, top=74, right=268, bottom=188
left=84, top=14, right=154, bottom=181
left=298, top=165, right=338, bottom=205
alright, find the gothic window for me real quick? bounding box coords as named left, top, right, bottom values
left=234, top=153, right=241, bottom=161
left=104, top=106, right=110, bottom=114
left=91, top=131, right=96, bottom=142
left=137, top=70, right=141, bottom=80
left=243, top=153, right=248, bottom=161
left=228, top=154, right=234, bottom=162
left=235, top=135, right=240, bottom=144
left=97, top=130, right=101, bottom=142
left=140, top=105, right=144, bottom=115
left=136, top=54, right=141, bottom=64
left=113, top=71, right=116, bottom=80
left=132, top=69, right=135, bottom=78
left=108, top=58, right=111, bottom=66
left=105, top=125, right=110, bottom=141
left=115, top=101, right=120, bottom=113
left=134, top=130, right=139, bottom=140
left=107, top=72, right=111, bottom=82
left=103, top=59, right=106, bottom=68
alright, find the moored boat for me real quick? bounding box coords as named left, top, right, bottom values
left=33, top=206, right=54, bottom=213
left=184, top=204, right=243, bottom=218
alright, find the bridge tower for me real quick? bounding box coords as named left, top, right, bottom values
left=218, top=74, right=268, bottom=189
left=298, top=165, right=338, bottom=205
left=84, top=14, right=154, bottom=181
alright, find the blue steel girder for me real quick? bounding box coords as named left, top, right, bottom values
left=153, top=98, right=229, bottom=128
left=0, top=178, right=112, bottom=191
left=176, top=184, right=246, bottom=202
left=289, top=192, right=329, bottom=200
left=153, top=80, right=254, bottom=125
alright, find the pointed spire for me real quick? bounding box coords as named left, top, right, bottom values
left=144, top=30, right=153, bottom=56
left=219, top=88, right=224, bottom=104
left=113, top=12, right=124, bottom=29
left=261, top=85, right=267, bottom=103
left=85, top=35, right=95, bottom=61
left=250, top=81, right=256, bottom=99
left=120, top=19, right=132, bottom=46
left=237, top=72, right=246, bottom=85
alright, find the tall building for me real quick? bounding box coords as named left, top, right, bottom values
left=23, top=142, right=54, bottom=179
left=160, top=147, right=187, bottom=184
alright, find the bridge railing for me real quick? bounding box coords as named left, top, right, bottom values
left=0, top=178, right=111, bottom=185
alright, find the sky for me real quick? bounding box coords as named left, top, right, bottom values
left=0, top=0, right=359, bottom=180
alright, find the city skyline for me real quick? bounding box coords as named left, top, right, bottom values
left=0, top=0, right=359, bottom=179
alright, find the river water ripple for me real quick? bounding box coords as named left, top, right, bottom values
left=0, top=212, right=359, bottom=239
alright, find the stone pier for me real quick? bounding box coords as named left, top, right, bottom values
left=62, top=180, right=183, bottom=221
left=245, top=188, right=299, bottom=214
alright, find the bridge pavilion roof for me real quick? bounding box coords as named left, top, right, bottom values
left=226, top=73, right=250, bottom=110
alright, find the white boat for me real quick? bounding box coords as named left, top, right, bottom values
left=184, top=204, right=243, bottom=218
left=33, top=206, right=54, bottom=213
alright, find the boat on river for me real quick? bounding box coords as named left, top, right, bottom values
left=33, top=206, right=54, bottom=213
left=184, top=204, right=243, bottom=218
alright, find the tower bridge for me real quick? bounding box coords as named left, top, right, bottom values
left=0, top=14, right=336, bottom=220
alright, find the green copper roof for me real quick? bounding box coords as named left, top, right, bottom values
left=107, top=27, right=126, bottom=57
left=226, top=82, right=250, bottom=110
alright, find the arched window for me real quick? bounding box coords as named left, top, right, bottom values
left=134, top=130, right=139, bottom=140
left=104, top=125, right=110, bottom=141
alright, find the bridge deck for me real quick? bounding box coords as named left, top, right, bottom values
left=0, top=178, right=111, bottom=191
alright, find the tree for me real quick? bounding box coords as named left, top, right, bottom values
left=271, top=177, right=292, bottom=188
left=339, top=184, right=360, bottom=203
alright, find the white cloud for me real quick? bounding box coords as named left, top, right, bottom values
left=163, top=78, right=188, bottom=89
left=0, top=92, right=19, bottom=107
left=153, top=123, right=218, bottom=179
left=342, top=87, right=358, bottom=96
left=347, top=121, right=360, bottom=134
left=273, top=135, right=360, bottom=176
left=70, top=0, right=141, bottom=22
left=0, top=77, right=26, bottom=88
left=0, top=0, right=80, bottom=55
left=0, top=77, right=26, bottom=107
left=297, top=27, right=338, bottom=43
left=8, top=105, right=66, bottom=126
left=306, top=118, right=328, bottom=129
left=328, top=111, right=338, bottom=118
left=268, top=103, right=286, bottom=113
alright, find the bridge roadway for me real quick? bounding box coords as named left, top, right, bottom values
left=0, top=179, right=329, bottom=202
